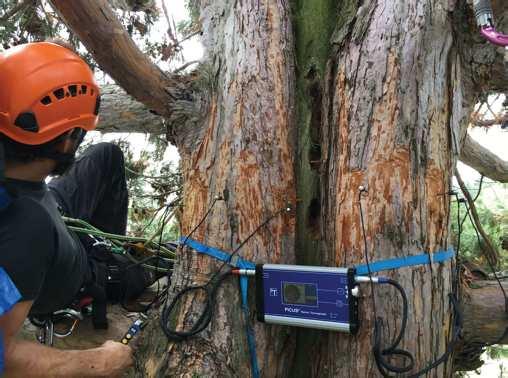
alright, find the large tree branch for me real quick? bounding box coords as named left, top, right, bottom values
left=459, top=133, right=508, bottom=182
left=49, top=0, right=187, bottom=118
left=98, top=84, right=165, bottom=134
left=454, top=278, right=508, bottom=371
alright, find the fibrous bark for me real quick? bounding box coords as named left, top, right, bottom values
left=455, top=278, right=508, bottom=371
left=98, top=84, right=165, bottom=134
left=98, top=85, right=508, bottom=187
left=313, top=1, right=465, bottom=376
left=52, top=0, right=508, bottom=376
left=134, top=1, right=297, bottom=376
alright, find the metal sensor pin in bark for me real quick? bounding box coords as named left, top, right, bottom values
left=474, top=0, right=508, bottom=47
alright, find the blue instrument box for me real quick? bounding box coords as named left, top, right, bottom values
left=255, top=264, right=359, bottom=333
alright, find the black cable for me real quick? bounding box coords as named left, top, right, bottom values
left=357, top=189, right=379, bottom=337
left=454, top=193, right=464, bottom=296
left=159, top=195, right=225, bottom=340
left=372, top=279, right=414, bottom=376
left=121, top=204, right=173, bottom=313
left=472, top=175, right=484, bottom=202
left=456, top=173, right=508, bottom=317
left=407, top=294, right=462, bottom=378
left=358, top=188, right=462, bottom=377
left=160, top=202, right=292, bottom=341
left=453, top=175, right=508, bottom=348
left=182, top=196, right=222, bottom=245
left=146, top=204, right=172, bottom=312
left=160, top=269, right=232, bottom=340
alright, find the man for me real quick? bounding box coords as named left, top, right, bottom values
left=0, top=42, right=133, bottom=376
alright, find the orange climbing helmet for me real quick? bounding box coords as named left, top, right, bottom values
left=0, top=42, right=100, bottom=146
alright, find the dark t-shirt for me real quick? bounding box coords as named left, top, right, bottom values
left=0, top=179, right=89, bottom=315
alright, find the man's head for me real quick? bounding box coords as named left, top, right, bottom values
left=0, top=42, right=100, bottom=177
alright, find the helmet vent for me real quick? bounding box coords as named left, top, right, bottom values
left=94, top=95, right=101, bottom=115
left=41, top=96, right=52, bottom=105
left=14, top=112, right=39, bottom=133
left=69, top=85, right=78, bottom=97
left=81, top=85, right=87, bottom=94
left=54, top=88, right=65, bottom=100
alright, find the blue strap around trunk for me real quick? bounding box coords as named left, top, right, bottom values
left=179, top=237, right=455, bottom=378
left=355, top=249, right=455, bottom=275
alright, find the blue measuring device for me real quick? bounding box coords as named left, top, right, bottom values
left=255, top=264, right=359, bottom=333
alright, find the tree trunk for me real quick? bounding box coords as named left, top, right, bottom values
left=50, top=0, right=190, bottom=119
left=49, top=0, right=508, bottom=376
left=307, top=1, right=471, bottom=376
left=135, top=1, right=297, bottom=376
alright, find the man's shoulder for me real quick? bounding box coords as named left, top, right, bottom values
left=1, top=196, right=56, bottom=241
left=0, top=196, right=58, bottom=302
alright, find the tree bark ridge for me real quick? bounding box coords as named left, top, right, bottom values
left=135, top=1, right=298, bottom=376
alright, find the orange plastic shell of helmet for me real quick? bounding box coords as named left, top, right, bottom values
left=0, top=42, right=100, bottom=146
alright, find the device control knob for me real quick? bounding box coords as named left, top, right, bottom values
left=351, top=286, right=359, bottom=297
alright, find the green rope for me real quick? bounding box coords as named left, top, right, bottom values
left=63, top=216, right=176, bottom=272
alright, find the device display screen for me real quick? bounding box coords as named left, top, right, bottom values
left=282, top=282, right=318, bottom=306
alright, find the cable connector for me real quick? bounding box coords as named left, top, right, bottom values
left=232, top=269, right=256, bottom=276
left=354, top=276, right=390, bottom=284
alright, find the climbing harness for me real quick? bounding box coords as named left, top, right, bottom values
left=29, top=213, right=176, bottom=345
left=474, top=0, right=508, bottom=47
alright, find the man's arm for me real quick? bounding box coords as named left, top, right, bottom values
left=0, top=301, right=132, bottom=377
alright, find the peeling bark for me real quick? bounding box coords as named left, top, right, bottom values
left=460, top=133, right=508, bottom=183
left=314, top=1, right=463, bottom=376
left=54, top=0, right=508, bottom=376
left=135, top=1, right=297, bottom=376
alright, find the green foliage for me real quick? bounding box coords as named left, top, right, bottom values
left=78, top=133, right=182, bottom=242
left=176, top=0, right=200, bottom=37
left=114, top=137, right=182, bottom=240
left=487, top=345, right=508, bottom=360
left=0, top=0, right=57, bottom=47
left=451, top=181, right=508, bottom=271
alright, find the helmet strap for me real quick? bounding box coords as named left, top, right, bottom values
left=0, top=141, right=13, bottom=211
left=41, top=129, right=86, bottom=176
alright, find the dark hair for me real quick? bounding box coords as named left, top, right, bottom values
left=0, top=133, right=67, bottom=163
